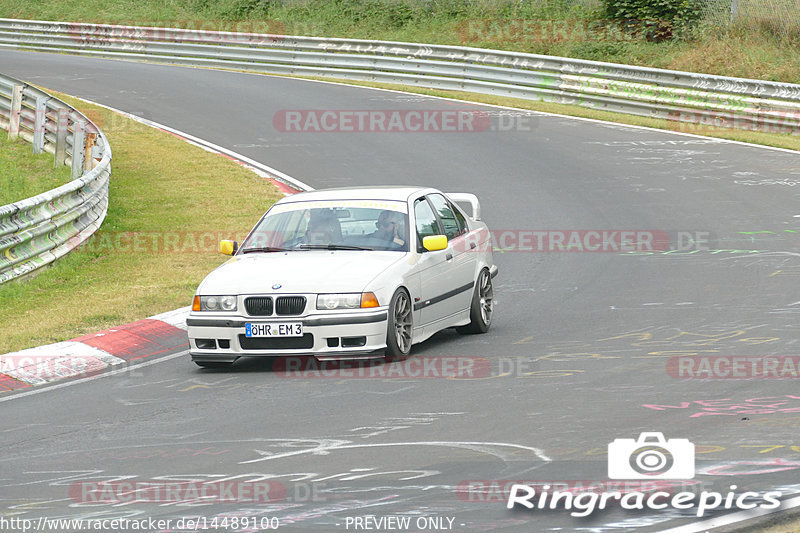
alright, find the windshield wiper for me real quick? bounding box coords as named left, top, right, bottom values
left=297, top=244, right=374, bottom=251
left=241, top=246, right=292, bottom=254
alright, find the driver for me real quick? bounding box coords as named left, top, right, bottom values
left=370, top=210, right=405, bottom=247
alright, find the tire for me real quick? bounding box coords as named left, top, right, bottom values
left=194, top=361, right=235, bottom=369
left=385, top=288, right=413, bottom=362
left=457, top=268, right=494, bottom=334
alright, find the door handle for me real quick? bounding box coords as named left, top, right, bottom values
left=446, top=253, right=453, bottom=261
left=470, top=242, right=476, bottom=250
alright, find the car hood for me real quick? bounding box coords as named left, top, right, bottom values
left=198, top=251, right=407, bottom=295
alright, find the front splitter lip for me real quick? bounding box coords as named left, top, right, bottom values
left=190, top=348, right=384, bottom=361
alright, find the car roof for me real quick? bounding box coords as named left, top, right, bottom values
left=275, top=186, right=434, bottom=204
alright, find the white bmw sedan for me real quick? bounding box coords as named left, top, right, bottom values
left=187, top=186, right=497, bottom=368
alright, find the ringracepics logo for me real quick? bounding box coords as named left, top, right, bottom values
left=608, top=432, right=694, bottom=480
left=507, top=433, right=783, bottom=517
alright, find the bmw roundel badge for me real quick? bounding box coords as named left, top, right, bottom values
left=272, top=283, right=282, bottom=290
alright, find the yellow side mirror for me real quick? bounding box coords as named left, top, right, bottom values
left=220, top=240, right=238, bottom=256
left=423, top=235, right=447, bottom=252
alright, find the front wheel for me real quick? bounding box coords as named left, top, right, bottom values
left=385, top=288, right=413, bottom=362
left=457, top=268, right=493, bottom=334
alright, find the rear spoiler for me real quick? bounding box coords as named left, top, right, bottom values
left=446, top=193, right=481, bottom=221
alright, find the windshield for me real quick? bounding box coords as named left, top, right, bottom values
left=240, top=200, right=410, bottom=253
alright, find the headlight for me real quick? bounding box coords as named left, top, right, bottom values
left=193, top=295, right=237, bottom=312
left=317, top=293, right=362, bottom=310
left=316, top=293, right=380, bottom=310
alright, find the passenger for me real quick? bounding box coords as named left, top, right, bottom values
left=304, top=216, right=336, bottom=245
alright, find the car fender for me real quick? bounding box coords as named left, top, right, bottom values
left=361, top=252, right=415, bottom=308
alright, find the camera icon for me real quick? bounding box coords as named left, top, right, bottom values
left=608, top=432, right=695, bottom=480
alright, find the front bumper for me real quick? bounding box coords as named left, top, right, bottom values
left=187, top=309, right=388, bottom=359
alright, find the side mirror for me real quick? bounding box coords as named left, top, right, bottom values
left=422, top=235, right=447, bottom=252
left=220, top=240, right=238, bottom=256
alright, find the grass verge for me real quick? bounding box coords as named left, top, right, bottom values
left=0, top=91, right=282, bottom=354
left=0, top=0, right=798, bottom=83
left=0, top=135, right=72, bottom=206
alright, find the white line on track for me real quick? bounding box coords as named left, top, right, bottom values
left=239, top=440, right=551, bottom=464
left=71, top=96, right=315, bottom=192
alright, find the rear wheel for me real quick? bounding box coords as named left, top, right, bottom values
left=457, top=268, right=493, bottom=334
left=385, top=288, right=413, bottom=362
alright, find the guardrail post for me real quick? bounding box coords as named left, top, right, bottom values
left=70, top=119, right=86, bottom=179
left=83, top=132, right=97, bottom=171
left=54, top=108, right=68, bottom=167
left=8, top=84, right=22, bottom=139
left=32, top=96, right=47, bottom=154
left=0, top=71, right=111, bottom=285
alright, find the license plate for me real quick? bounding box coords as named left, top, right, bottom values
left=245, top=323, right=303, bottom=337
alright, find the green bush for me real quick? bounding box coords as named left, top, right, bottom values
left=216, top=0, right=272, bottom=20
left=601, top=0, right=702, bottom=40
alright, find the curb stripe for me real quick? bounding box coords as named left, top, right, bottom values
left=0, top=311, right=191, bottom=392
left=72, top=319, right=188, bottom=362
left=0, top=341, right=126, bottom=386
left=149, top=306, right=191, bottom=331
left=0, top=373, right=29, bottom=391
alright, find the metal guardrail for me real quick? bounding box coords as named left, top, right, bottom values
left=1, top=18, right=799, bottom=135
left=0, top=72, right=110, bottom=284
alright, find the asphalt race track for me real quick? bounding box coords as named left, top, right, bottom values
left=2, top=50, right=800, bottom=532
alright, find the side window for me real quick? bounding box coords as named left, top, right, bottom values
left=452, top=203, right=468, bottom=236
left=414, top=198, right=441, bottom=249
left=428, top=194, right=464, bottom=240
